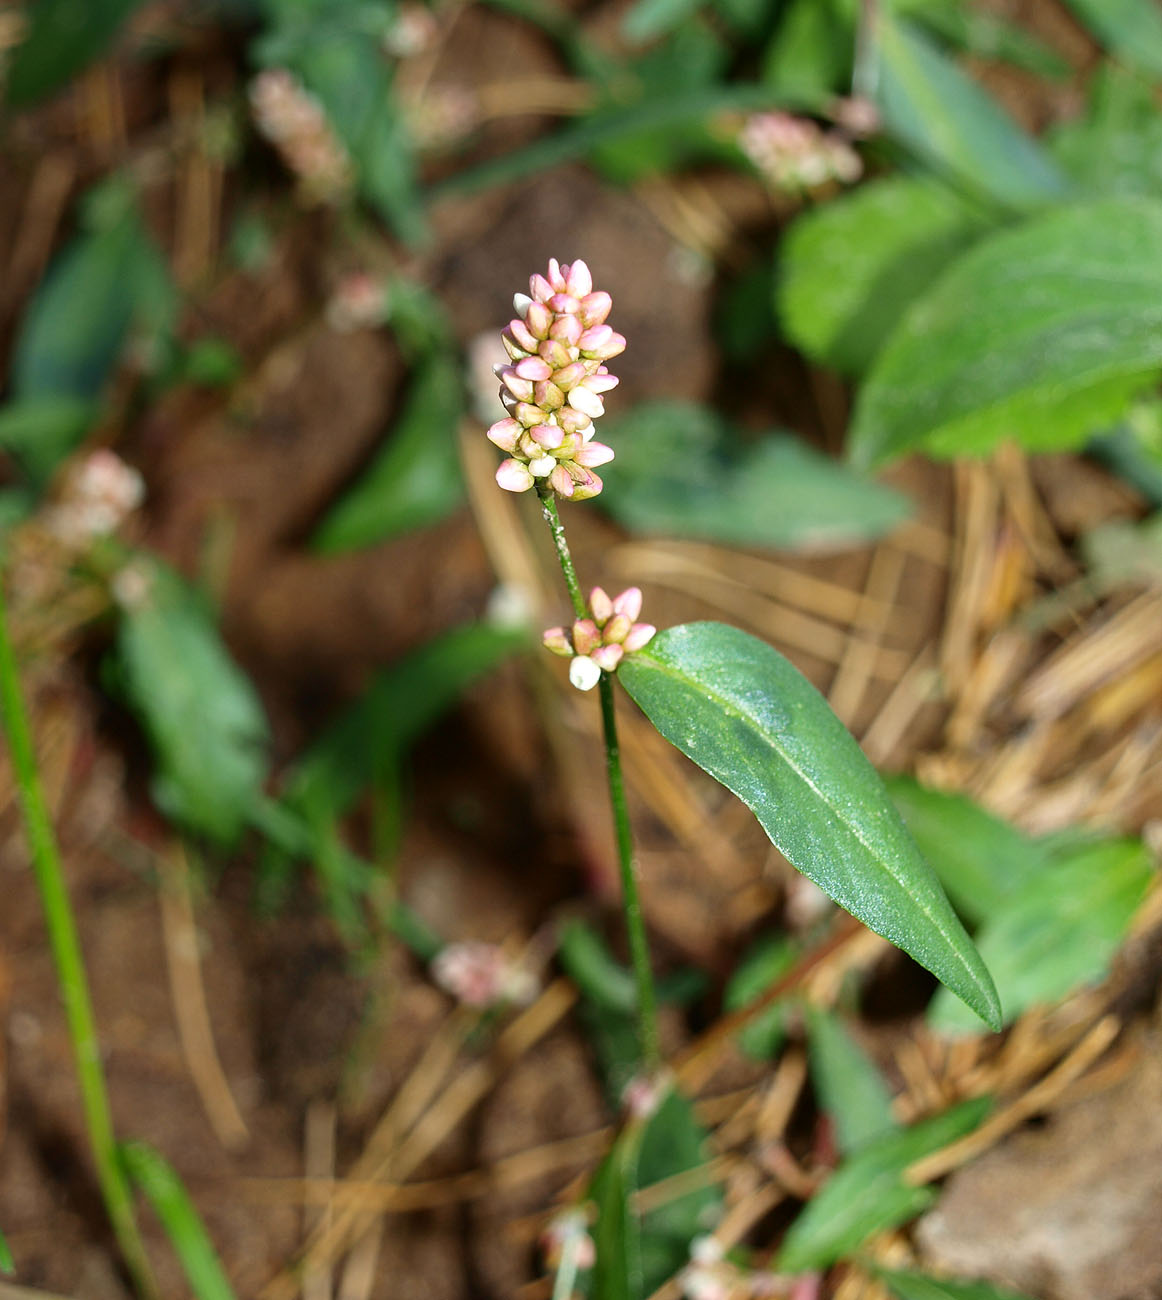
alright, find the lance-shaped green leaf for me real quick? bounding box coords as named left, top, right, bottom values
left=619, top=623, right=1001, bottom=1030
left=776, top=1096, right=991, bottom=1272
left=1060, top=0, right=1162, bottom=80
left=805, top=1005, right=898, bottom=1154
left=873, top=1265, right=1036, bottom=1300
left=0, top=1226, right=12, bottom=1273
left=849, top=198, right=1162, bottom=468
left=5, top=0, right=144, bottom=107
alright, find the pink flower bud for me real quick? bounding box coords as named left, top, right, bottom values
left=513, top=292, right=533, bottom=318
left=538, top=339, right=572, bottom=369
left=578, top=324, right=612, bottom=354
left=543, top=627, right=573, bottom=656
left=623, top=622, right=656, bottom=652
left=592, top=643, right=624, bottom=672
left=486, top=418, right=521, bottom=453
left=556, top=405, right=591, bottom=436
left=546, top=258, right=567, bottom=292
left=589, top=587, right=613, bottom=624
left=612, top=587, right=643, bottom=621
left=569, top=468, right=603, bottom=500
left=496, top=458, right=535, bottom=492
left=526, top=300, right=552, bottom=339
left=603, top=613, right=631, bottom=644
left=530, top=423, right=564, bottom=450
left=574, top=441, right=614, bottom=468
left=518, top=432, right=541, bottom=458
left=529, top=273, right=554, bottom=302
left=501, top=370, right=534, bottom=401
left=514, top=356, right=552, bottom=381
left=507, top=319, right=539, bottom=353
left=568, top=386, right=604, bottom=419
left=588, top=331, right=626, bottom=361
left=565, top=259, right=593, bottom=297
left=551, top=361, right=588, bottom=391
left=501, top=334, right=525, bottom=361
left=578, top=291, right=612, bottom=327
left=585, top=371, right=619, bottom=394
left=548, top=292, right=580, bottom=315
left=514, top=402, right=544, bottom=427
left=534, top=379, right=564, bottom=410
left=571, top=618, right=601, bottom=655
left=529, top=454, right=556, bottom=478
left=569, top=655, right=601, bottom=691
left=550, top=463, right=575, bottom=497
left=549, top=314, right=583, bottom=346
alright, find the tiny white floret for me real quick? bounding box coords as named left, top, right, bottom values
left=569, top=656, right=602, bottom=691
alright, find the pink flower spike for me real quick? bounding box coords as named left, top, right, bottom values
left=496, top=458, right=535, bottom=492
left=565, top=259, right=593, bottom=297
left=589, top=587, right=613, bottom=625
left=530, top=273, right=554, bottom=302
left=514, top=356, right=552, bottom=381
left=571, top=618, right=601, bottom=656
left=592, top=643, right=624, bottom=672
left=542, top=626, right=573, bottom=657
left=612, top=587, right=643, bottom=621
left=486, top=418, right=521, bottom=453
left=578, top=291, right=612, bottom=327
left=623, top=623, right=656, bottom=652
left=575, top=441, right=614, bottom=468
left=549, top=463, right=575, bottom=497
left=530, top=423, right=564, bottom=450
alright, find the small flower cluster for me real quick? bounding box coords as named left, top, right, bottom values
left=738, top=111, right=861, bottom=192
left=488, top=258, right=625, bottom=501
left=45, top=450, right=145, bottom=549
left=679, top=1237, right=818, bottom=1300
left=541, top=1208, right=596, bottom=1274
left=250, top=68, right=353, bottom=204
left=543, top=587, right=655, bottom=692
left=431, top=941, right=537, bottom=1009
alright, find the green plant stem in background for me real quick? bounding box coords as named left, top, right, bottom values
left=0, top=584, right=157, bottom=1299
left=537, top=487, right=661, bottom=1067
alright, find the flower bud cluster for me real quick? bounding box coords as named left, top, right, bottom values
left=325, top=272, right=389, bottom=333
left=488, top=258, right=625, bottom=501
left=540, top=1209, right=596, bottom=1274
left=45, top=450, right=145, bottom=549
left=250, top=68, right=353, bottom=204
left=543, top=586, right=655, bottom=692
left=738, top=111, right=862, bottom=192
left=431, top=941, right=537, bottom=1009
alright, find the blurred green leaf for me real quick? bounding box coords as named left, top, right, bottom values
left=805, top=1005, right=897, bottom=1153
left=0, top=489, right=35, bottom=549
left=0, top=397, right=97, bottom=487
left=1081, top=511, right=1162, bottom=586
left=601, top=402, right=911, bottom=550
left=4, top=0, right=145, bottom=107
left=1050, top=64, right=1162, bottom=198
left=560, top=920, right=638, bottom=1014
left=620, top=624, right=1001, bottom=1031
left=875, top=1266, right=1036, bottom=1300
left=1060, top=0, right=1162, bottom=80
left=115, top=559, right=269, bottom=844
left=282, top=621, right=526, bottom=830
left=762, top=0, right=850, bottom=107
left=182, top=338, right=245, bottom=388
left=120, top=1141, right=237, bottom=1300
left=779, top=175, right=996, bottom=376
left=724, top=932, right=799, bottom=1060
left=929, top=836, right=1154, bottom=1035
left=903, top=1, right=1070, bottom=79
left=623, top=0, right=705, bottom=44
left=715, top=255, right=778, bottom=364
left=0, top=1226, right=12, bottom=1273
left=591, top=1127, right=644, bottom=1300
left=885, top=776, right=1049, bottom=926
left=776, top=1096, right=992, bottom=1272
left=311, top=355, right=463, bottom=553
left=878, top=17, right=1068, bottom=210
left=849, top=198, right=1162, bottom=468
left=637, top=1090, right=722, bottom=1288
left=1089, top=421, right=1162, bottom=507
left=12, top=199, right=147, bottom=402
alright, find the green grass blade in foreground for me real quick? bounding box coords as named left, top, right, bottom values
left=805, top=1006, right=897, bottom=1154
left=849, top=198, right=1162, bottom=468
left=121, top=1142, right=236, bottom=1300
left=0, top=1226, right=12, bottom=1273
left=874, top=1265, right=1036, bottom=1300
left=1060, top=0, right=1162, bottom=80
left=619, top=623, right=1001, bottom=1030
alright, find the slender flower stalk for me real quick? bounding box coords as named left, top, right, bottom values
left=0, top=584, right=157, bottom=1297
left=488, top=259, right=660, bottom=1066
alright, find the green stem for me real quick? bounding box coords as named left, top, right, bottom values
left=0, top=584, right=156, bottom=1298
left=536, top=485, right=660, bottom=1067
left=598, top=673, right=660, bottom=1067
